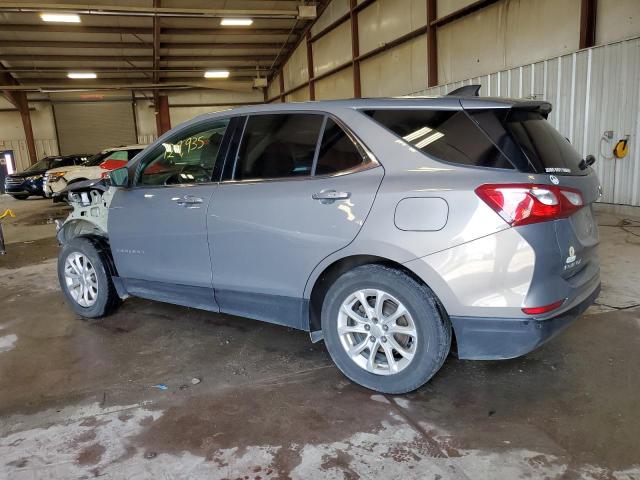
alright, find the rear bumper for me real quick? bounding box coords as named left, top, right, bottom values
left=451, top=282, right=600, bottom=360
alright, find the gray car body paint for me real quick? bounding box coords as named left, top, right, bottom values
left=59, top=96, right=601, bottom=360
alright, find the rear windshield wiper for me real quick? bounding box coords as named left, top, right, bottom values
left=579, top=154, right=596, bottom=170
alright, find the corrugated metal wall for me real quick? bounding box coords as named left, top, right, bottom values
left=412, top=36, right=640, bottom=207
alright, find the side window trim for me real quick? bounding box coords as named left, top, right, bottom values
left=132, top=117, right=232, bottom=188
left=230, top=115, right=250, bottom=181
left=213, top=115, right=246, bottom=183
left=310, top=115, right=328, bottom=176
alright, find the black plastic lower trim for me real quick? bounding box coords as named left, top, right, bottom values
left=451, top=283, right=600, bottom=360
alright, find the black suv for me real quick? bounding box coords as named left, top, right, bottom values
left=4, top=154, right=89, bottom=200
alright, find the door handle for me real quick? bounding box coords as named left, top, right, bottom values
left=174, top=195, right=203, bottom=207
left=312, top=190, right=351, bottom=203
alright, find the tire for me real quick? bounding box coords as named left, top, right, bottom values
left=57, top=237, right=121, bottom=318
left=11, top=194, right=29, bottom=200
left=321, top=264, right=451, bottom=394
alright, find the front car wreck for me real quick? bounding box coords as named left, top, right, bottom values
left=56, top=178, right=113, bottom=245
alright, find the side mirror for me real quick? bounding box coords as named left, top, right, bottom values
left=585, top=154, right=596, bottom=166
left=109, top=167, right=129, bottom=188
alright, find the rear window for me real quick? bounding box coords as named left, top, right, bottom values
left=365, top=108, right=587, bottom=175
left=364, top=109, right=513, bottom=170
left=498, top=110, right=586, bottom=175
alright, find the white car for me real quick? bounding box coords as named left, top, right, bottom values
left=44, top=145, right=146, bottom=200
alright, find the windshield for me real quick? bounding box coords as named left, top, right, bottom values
left=83, top=152, right=110, bottom=167
left=26, top=158, right=56, bottom=171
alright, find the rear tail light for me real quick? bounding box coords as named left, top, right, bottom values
left=475, top=183, right=584, bottom=227
left=522, top=299, right=565, bottom=315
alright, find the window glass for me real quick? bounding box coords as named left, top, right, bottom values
left=314, top=119, right=364, bottom=175
left=499, top=110, right=586, bottom=175
left=234, top=114, right=323, bottom=180
left=127, top=149, right=143, bottom=160
left=104, top=150, right=129, bottom=161
left=139, top=120, right=229, bottom=186
left=364, top=109, right=513, bottom=170
left=50, top=158, right=71, bottom=168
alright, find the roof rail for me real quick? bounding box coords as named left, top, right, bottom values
left=447, top=85, right=481, bottom=97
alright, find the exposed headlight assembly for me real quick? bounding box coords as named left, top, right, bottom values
left=46, top=172, right=67, bottom=182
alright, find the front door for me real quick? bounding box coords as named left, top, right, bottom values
left=109, top=118, right=230, bottom=310
left=208, top=113, right=384, bottom=327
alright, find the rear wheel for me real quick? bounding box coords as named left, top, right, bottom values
left=11, top=194, right=29, bottom=200
left=321, top=264, right=451, bottom=394
left=57, top=237, right=120, bottom=318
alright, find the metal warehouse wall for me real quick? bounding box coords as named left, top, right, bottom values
left=412, top=36, right=640, bottom=207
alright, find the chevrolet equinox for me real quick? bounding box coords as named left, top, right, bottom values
left=56, top=91, right=601, bottom=394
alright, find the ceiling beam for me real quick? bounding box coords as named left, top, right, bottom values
left=0, top=54, right=277, bottom=62
left=0, top=80, right=256, bottom=92
left=162, top=27, right=300, bottom=36
left=0, top=40, right=151, bottom=49
left=0, top=3, right=300, bottom=19
left=3, top=67, right=271, bottom=73
left=0, top=40, right=287, bottom=50
left=0, top=24, right=300, bottom=36
left=15, top=75, right=260, bottom=84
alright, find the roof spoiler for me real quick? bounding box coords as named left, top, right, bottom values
left=447, top=85, right=481, bottom=97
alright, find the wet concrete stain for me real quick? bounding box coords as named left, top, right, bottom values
left=320, top=450, right=359, bottom=479
left=76, top=442, right=106, bottom=465
left=11, top=208, right=70, bottom=227
left=0, top=236, right=60, bottom=269
left=132, top=375, right=396, bottom=476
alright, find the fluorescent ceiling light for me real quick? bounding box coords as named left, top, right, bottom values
left=68, top=72, right=97, bottom=79
left=204, top=70, right=230, bottom=79
left=40, top=13, right=81, bottom=23
left=220, top=18, right=253, bottom=26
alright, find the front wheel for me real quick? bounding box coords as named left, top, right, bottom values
left=11, top=194, right=29, bottom=200
left=321, top=264, right=451, bottom=394
left=57, top=237, right=121, bottom=318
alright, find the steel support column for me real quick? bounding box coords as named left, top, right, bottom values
left=306, top=31, right=315, bottom=100
left=579, top=0, right=597, bottom=49
left=427, top=0, right=438, bottom=87
left=349, top=0, right=361, bottom=98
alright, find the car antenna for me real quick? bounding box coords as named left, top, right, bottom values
left=447, top=85, right=481, bottom=97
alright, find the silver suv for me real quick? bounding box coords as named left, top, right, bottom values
left=56, top=93, right=601, bottom=393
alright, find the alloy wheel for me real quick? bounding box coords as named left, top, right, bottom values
left=64, top=252, right=99, bottom=307
left=337, top=289, right=418, bottom=375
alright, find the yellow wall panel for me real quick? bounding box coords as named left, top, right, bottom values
left=361, top=35, right=428, bottom=97
left=283, top=41, right=309, bottom=91
left=596, top=0, right=640, bottom=45
left=313, top=21, right=352, bottom=77
left=311, top=0, right=350, bottom=36
left=315, top=67, right=354, bottom=100
left=358, top=0, right=427, bottom=54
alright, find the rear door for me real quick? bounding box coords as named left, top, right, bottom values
left=109, top=118, right=231, bottom=310
left=208, top=113, right=384, bottom=328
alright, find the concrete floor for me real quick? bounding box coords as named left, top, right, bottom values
left=0, top=194, right=639, bottom=480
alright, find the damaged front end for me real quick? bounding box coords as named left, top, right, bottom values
left=56, top=179, right=114, bottom=245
